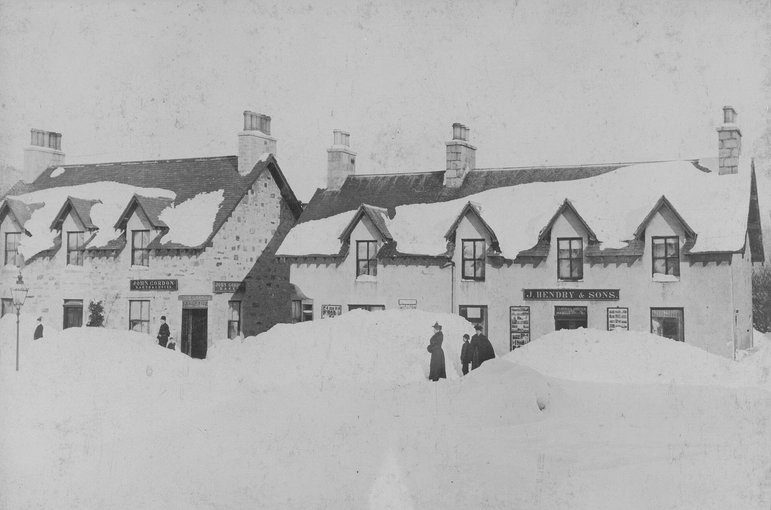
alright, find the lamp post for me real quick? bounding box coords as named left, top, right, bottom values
left=11, top=272, right=29, bottom=372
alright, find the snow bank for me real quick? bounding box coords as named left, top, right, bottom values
left=507, top=328, right=770, bottom=389
left=158, top=189, right=224, bottom=246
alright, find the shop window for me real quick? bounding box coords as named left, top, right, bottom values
left=67, top=231, right=85, bottom=266
left=129, top=300, right=150, bottom=334
left=228, top=301, right=241, bottom=339
left=1, top=298, right=13, bottom=318
left=356, top=240, right=377, bottom=278
left=5, top=232, right=21, bottom=266
left=651, top=308, right=684, bottom=342
left=292, top=301, right=314, bottom=322
left=459, top=305, right=487, bottom=332
left=132, top=230, right=150, bottom=267
left=461, top=239, right=486, bottom=280
left=63, top=299, right=84, bottom=329
left=554, top=306, right=587, bottom=330
left=348, top=304, right=385, bottom=312
left=557, top=238, right=583, bottom=280
left=652, top=236, right=680, bottom=278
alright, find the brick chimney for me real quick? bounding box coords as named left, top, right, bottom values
left=717, top=106, right=741, bottom=175
left=445, top=123, right=475, bottom=188
left=326, top=129, right=356, bottom=190
left=23, top=129, right=64, bottom=183
left=238, top=111, right=276, bottom=175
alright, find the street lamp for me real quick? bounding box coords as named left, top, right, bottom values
left=11, top=272, right=28, bottom=372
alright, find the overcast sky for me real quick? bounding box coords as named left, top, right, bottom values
left=1, top=0, right=769, bottom=202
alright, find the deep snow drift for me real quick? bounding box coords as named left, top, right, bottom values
left=1, top=310, right=769, bottom=510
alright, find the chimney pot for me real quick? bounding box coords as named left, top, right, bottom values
left=24, top=128, right=65, bottom=183
left=723, top=106, right=737, bottom=124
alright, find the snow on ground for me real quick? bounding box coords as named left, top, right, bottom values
left=1, top=311, right=769, bottom=510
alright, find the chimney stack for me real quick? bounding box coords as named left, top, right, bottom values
left=445, top=123, right=475, bottom=188
left=717, top=106, right=741, bottom=175
left=327, top=129, right=356, bottom=190
left=238, top=111, right=277, bottom=175
left=23, top=129, right=65, bottom=183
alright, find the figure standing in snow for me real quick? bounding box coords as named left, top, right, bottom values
left=33, top=317, right=44, bottom=340
left=460, top=333, right=472, bottom=375
left=470, top=323, right=495, bottom=370
left=157, top=316, right=170, bottom=348
left=427, top=322, right=446, bottom=381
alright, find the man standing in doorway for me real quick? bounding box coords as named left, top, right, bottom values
left=157, top=316, right=170, bottom=348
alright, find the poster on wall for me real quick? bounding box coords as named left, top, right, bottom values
left=510, top=306, right=531, bottom=351
left=607, top=307, right=629, bottom=331
left=398, top=299, right=417, bottom=310
left=321, top=305, right=342, bottom=319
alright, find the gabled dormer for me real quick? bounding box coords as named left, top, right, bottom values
left=445, top=201, right=500, bottom=281
left=338, top=204, right=391, bottom=281
left=0, top=199, right=43, bottom=268
left=49, top=197, right=102, bottom=267
left=633, top=196, right=696, bottom=281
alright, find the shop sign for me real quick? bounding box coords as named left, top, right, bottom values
left=130, top=279, right=178, bottom=291
left=510, top=306, right=531, bottom=350
left=182, top=300, right=209, bottom=309
left=554, top=306, right=587, bottom=317
left=178, top=295, right=212, bottom=301
left=213, top=281, right=245, bottom=294
left=321, top=305, right=342, bottom=319
left=398, top=299, right=417, bottom=310
left=523, top=289, right=619, bottom=300
left=607, top=307, right=629, bottom=331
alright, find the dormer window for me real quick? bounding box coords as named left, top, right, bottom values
left=132, top=230, right=150, bottom=267
left=5, top=232, right=21, bottom=266
left=557, top=238, right=583, bottom=281
left=652, top=236, right=679, bottom=278
left=462, top=239, right=485, bottom=281
left=67, top=232, right=84, bottom=266
left=356, top=240, right=377, bottom=278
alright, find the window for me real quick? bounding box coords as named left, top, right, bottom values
left=5, top=232, right=21, bottom=266
left=557, top=238, right=583, bottom=280
left=651, top=308, right=684, bottom=342
left=129, top=300, right=150, bottom=334
left=63, top=299, right=83, bottom=329
left=292, top=301, right=314, bottom=322
left=652, top=236, right=680, bottom=278
left=459, top=305, right=487, bottom=332
left=462, top=239, right=486, bottom=280
left=356, top=240, right=377, bottom=278
left=67, top=231, right=85, bottom=266
left=1, top=298, right=13, bottom=318
left=348, top=304, right=385, bottom=312
left=132, top=230, right=150, bottom=267
left=228, top=301, right=241, bottom=339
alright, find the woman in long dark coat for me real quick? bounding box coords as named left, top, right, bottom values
left=427, top=322, right=446, bottom=381
left=470, top=323, right=495, bottom=370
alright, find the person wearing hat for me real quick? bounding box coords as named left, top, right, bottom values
left=426, top=321, right=446, bottom=381
left=33, top=317, right=44, bottom=340
left=470, top=323, right=495, bottom=370
left=157, top=315, right=170, bottom=348
left=460, top=333, right=472, bottom=375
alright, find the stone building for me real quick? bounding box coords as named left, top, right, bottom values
left=277, top=107, right=764, bottom=359
left=1, top=111, right=303, bottom=358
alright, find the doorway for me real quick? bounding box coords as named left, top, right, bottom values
left=63, top=299, right=83, bottom=329
left=554, top=306, right=587, bottom=330
left=181, top=308, right=208, bottom=359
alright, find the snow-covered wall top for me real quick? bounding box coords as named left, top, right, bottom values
left=276, top=159, right=752, bottom=258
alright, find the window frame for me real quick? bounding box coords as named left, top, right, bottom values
left=356, top=240, right=378, bottom=278
left=67, top=231, right=85, bottom=266
left=348, top=304, right=385, bottom=312
left=650, top=307, right=684, bottom=342
left=557, top=237, right=583, bottom=281
left=129, top=299, right=151, bottom=334
left=461, top=239, right=486, bottom=281
left=1, top=298, right=14, bottom=318
left=4, top=232, right=21, bottom=266
left=651, top=236, right=680, bottom=278
left=131, top=230, right=150, bottom=267
left=227, top=301, right=241, bottom=339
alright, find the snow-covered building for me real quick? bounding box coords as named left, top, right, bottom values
left=277, top=107, right=765, bottom=359
left=1, top=112, right=303, bottom=358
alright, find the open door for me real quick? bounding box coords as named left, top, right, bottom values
left=181, top=308, right=208, bottom=359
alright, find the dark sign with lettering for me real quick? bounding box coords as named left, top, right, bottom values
left=130, top=279, right=178, bottom=291
left=555, top=306, right=587, bottom=317
left=523, top=289, right=619, bottom=300
left=213, top=281, right=245, bottom=294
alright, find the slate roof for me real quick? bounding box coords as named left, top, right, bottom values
left=0, top=198, right=43, bottom=233
left=50, top=197, right=101, bottom=230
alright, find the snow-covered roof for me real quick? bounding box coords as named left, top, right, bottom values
left=277, top=159, right=758, bottom=259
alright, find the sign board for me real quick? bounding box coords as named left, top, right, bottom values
left=523, top=289, right=619, bottom=300
left=607, top=307, right=629, bottom=331
left=130, top=279, right=178, bottom=291
left=178, top=295, right=213, bottom=301
left=510, top=306, right=531, bottom=351
left=182, top=300, right=209, bottom=309
left=554, top=306, right=587, bottom=317
left=398, top=299, right=417, bottom=310
left=321, top=305, right=342, bottom=319
left=213, top=281, right=245, bottom=294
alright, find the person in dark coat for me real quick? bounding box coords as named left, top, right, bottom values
left=470, top=323, right=495, bottom=370
left=157, top=316, right=170, bottom=348
left=460, top=334, right=472, bottom=375
left=33, top=317, right=44, bottom=340
left=427, top=321, right=446, bottom=381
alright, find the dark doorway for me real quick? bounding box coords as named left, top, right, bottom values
left=181, top=308, right=208, bottom=359
left=63, top=299, right=83, bottom=329
left=554, top=306, right=587, bottom=330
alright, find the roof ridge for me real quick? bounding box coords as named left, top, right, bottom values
left=59, top=155, right=237, bottom=168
